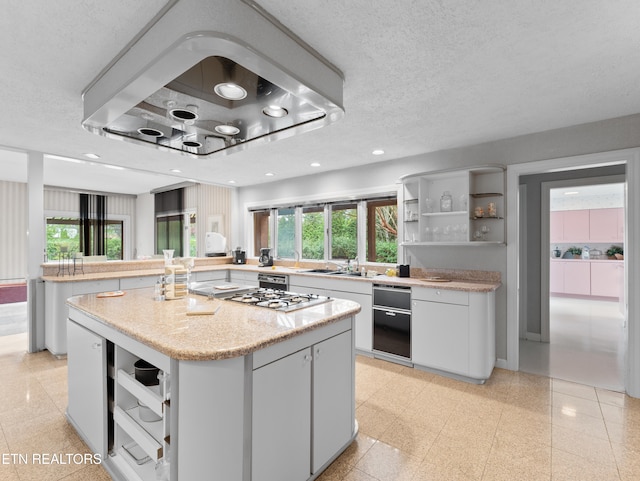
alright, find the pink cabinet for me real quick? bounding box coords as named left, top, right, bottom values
left=589, top=208, right=623, bottom=242
left=549, top=261, right=564, bottom=293
left=563, top=261, right=591, bottom=295
left=591, top=262, right=624, bottom=297
left=562, top=210, right=590, bottom=242
left=550, top=212, right=564, bottom=242
left=551, top=260, right=623, bottom=299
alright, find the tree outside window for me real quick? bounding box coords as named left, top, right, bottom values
left=331, top=203, right=357, bottom=260
left=302, top=206, right=324, bottom=259
left=277, top=208, right=295, bottom=258
left=367, top=200, right=397, bottom=263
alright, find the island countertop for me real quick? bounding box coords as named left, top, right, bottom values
left=67, top=287, right=361, bottom=361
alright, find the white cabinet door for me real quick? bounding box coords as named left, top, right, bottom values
left=326, top=289, right=372, bottom=352
left=412, top=300, right=469, bottom=375
left=229, top=270, right=259, bottom=286
left=67, top=320, right=107, bottom=456
left=252, top=348, right=312, bottom=481
left=312, top=331, right=353, bottom=473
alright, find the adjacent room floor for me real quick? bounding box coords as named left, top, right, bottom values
left=0, top=301, right=27, bottom=337
left=520, top=296, right=625, bottom=392
left=1, top=333, right=640, bottom=480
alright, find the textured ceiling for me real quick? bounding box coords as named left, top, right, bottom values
left=1, top=0, right=640, bottom=194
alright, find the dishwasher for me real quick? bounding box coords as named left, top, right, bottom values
left=372, top=283, right=411, bottom=362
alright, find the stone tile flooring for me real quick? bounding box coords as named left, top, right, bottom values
left=1, top=333, right=640, bottom=480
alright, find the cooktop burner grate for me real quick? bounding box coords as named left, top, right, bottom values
left=225, top=288, right=330, bottom=312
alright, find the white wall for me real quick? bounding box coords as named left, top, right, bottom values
left=0, top=180, right=28, bottom=282
left=135, top=192, right=155, bottom=258
left=236, top=113, right=640, bottom=365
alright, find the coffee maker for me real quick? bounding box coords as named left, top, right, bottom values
left=233, top=247, right=246, bottom=264
left=258, top=248, right=273, bottom=267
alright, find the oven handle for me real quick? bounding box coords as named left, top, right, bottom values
left=373, top=306, right=411, bottom=316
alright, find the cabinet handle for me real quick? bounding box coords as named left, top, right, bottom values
left=91, top=342, right=102, bottom=349
left=385, top=311, right=396, bottom=316
left=304, top=354, right=313, bottom=363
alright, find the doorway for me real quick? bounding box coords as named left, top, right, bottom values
left=520, top=178, right=626, bottom=391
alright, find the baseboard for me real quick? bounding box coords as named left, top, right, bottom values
left=526, top=332, right=541, bottom=342
left=495, top=358, right=508, bottom=370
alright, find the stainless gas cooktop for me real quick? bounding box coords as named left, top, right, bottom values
left=224, top=288, right=332, bottom=312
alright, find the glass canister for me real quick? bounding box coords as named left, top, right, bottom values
left=440, top=191, right=452, bottom=212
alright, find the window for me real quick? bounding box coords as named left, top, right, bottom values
left=330, top=203, right=358, bottom=260
left=277, top=208, right=295, bottom=258
left=253, top=210, right=271, bottom=255
left=46, top=217, right=123, bottom=260
left=251, top=195, right=397, bottom=264
left=302, top=206, right=324, bottom=260
left=366, top=199, right=397, bottom=263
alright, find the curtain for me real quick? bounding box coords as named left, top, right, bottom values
left=79, top=193, right=108, bottom=256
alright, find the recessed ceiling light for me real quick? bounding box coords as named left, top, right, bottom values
left=310, top=162, right=321, bottom=167
left=137, top=127, right=164, bottom=137
left=104, top=165, right=125, bottom=170
left=265, top=172, right=275, bottom=177
left=182, top=140, right=202, bottom=148
left=170, top=169, right=182, bottom=173
left=170, top=105, right=198, bottom=121
left=228, top=180, right=237, bottom=184
left=215, top=125, right=240, bottom=136
left=262, top=105, right=288, bottom=118
left=214, top=82, right=247, bottom=100
left=83, top=153, right=100, bottom=159
left=564, top=191, right=579, bottom=195
left=372, top=149, right=385, bottom=155
left=46, top=154, right=84, bottom=164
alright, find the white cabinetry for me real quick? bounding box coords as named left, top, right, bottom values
left=411, top=288, right=495, bottom=382
left=192, top=270, right=228, bottom=282
left=46, top=278, right=119, bottom=356
left=399, top=165, right=505, bottom=246
left=67, top=320, right=107, bottom=456
left=252, top=330, right=353, bottom=480
left=252, top=348, right=311, bottom=481
left=228, top=270, right=259, bottom=286
left=290, top=275, right=372, bottom=352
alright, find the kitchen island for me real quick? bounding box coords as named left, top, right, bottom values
left=66, top=287, right=360, bottom=481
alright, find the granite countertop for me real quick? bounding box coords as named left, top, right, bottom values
left=45, top=262, right=501, bottom=292
left=67, top=287, right=361, bottom=361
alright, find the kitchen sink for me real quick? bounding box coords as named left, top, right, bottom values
left=301, top=269, right=362, bottom=276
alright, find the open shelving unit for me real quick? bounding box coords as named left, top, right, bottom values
left=399, top=165, right=506, bottom=247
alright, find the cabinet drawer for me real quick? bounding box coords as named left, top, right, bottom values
left=412, top=287, right=468, bottom=305
left=119, top=276, right=156, bottom=290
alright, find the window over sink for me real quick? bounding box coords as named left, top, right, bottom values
left=250, top=195, right=397, bottom=264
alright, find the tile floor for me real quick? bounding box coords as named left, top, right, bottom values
left=2, top=333, right=640, bottom=480
left=520, top=296, right=625, bottom=392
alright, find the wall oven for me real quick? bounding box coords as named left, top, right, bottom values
left=372, top=284, right=411, bottom=362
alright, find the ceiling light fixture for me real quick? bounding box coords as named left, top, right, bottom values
left=228, top=180, right=237, bottom=184
left=104, top=165, right=125, bottom=170
left=83, top=153, right=100, bottom=159
left=214, top=82, right=247, bottom=100
left=564, top=191, right=579, bottom=195
left=372, top=149, right=384, bottom=155
left=137, top=127, right=164, bottom=138
left=215, top=125, right=240, bottom=136
left=265, top=172, right=275, bottom=177
left=310, top=162, right=321, bottom=167
left=182, top=140, right=202, bottom=148
left=262, top=105, right=288, bottom=118
left=170, top=169, right=182, bottom=173
left=82, top=0, right=344, bottom=158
